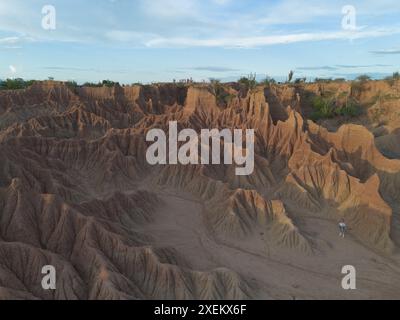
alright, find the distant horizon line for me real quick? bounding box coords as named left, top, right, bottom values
left=1, top=71, right=399, bottom=86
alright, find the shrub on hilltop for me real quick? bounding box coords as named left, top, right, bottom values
left=238, top=73, right=257, bottom=91
left=0, top=78, right=35, bottom=90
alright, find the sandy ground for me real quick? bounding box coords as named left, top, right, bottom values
left=141, top=189, right=400, bottom=300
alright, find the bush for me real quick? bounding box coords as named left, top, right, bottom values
left=81, top=80, right=120, bottom=88
left=238, top=73, right=257, bottom=91
left=310, top=96, right=361, bottom=121
left=102, top=80, right=119, bottom=87
left=315, top=78, right=333, bottom=83
left=0, top=78, right=35, bottom=90
left=356, top=74, right=371, bottom=82
left=66, top=81, right=78, bottom=88
left=337, top=99, right=361, bottom=117
left=294, top=78, right=306, bottom=84
left=310, top=96, right=335, bottom=121
left=262, top=77, right=276, bottom=86
left=211, top=79, right=233, bottom=107
left=82, top=82, right=102, bottom=87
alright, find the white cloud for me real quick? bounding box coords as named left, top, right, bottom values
left=146, top=27, right=400, bottom=48
left=371, top=48, right=400, bottom=54
left=0, top=36, right=20, bottom=44
left=0, top=0, right=399, bottom=50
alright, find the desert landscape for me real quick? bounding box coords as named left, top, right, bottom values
left=0, top=77, right=400, bottom=299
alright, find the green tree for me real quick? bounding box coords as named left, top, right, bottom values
left=102, top=80, right=119, bottom=87
left=356, top=74, right=371, bottom=82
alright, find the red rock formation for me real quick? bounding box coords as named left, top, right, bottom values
left=0, top=81, right=400, bottom=300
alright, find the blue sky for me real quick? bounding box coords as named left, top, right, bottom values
left=0, top=0, right=400, bottom=83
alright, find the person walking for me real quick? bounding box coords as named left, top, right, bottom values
left=339, top=219, right=347, bottom=238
